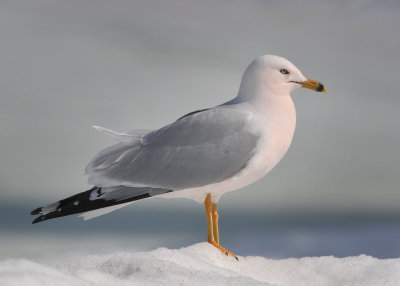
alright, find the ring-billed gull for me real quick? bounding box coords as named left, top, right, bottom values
left=31, top=55, right=326, bottom=259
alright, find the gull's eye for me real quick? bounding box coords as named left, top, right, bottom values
left=280, top=69, right=289, bottom=74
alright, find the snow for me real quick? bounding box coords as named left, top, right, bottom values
left=1, top=243, right=400, bottom=286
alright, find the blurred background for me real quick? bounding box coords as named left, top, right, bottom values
left=1, top=0, right=399, bottom=262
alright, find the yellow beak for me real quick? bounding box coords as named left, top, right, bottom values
left=299, top=78, right=327, bottom=93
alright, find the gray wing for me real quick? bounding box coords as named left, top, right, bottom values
left=86, top=106, right=260, bottom=190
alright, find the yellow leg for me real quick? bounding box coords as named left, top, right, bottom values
left=204, top=194, right=238, bottom=260
left=204, top=194, right=214, bottom=243
left=212, top=203, right=219, bottom=245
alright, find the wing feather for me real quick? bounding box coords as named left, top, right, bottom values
left=87, top=106, right=260, bottom=190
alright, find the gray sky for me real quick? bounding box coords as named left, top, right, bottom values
left=1, top=0, right=399, bottom=215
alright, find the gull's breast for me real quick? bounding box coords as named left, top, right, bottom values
left=162, top=96, right=297, bottom=203
left=228, top=97, right=297, bottom=192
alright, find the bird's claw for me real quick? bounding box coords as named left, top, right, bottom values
left=208, top=241, right=238, bottom=260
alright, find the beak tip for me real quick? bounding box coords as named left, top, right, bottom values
left=316, top=83, right=326, bottom=93
left=300, top=78, right=327, bottom=93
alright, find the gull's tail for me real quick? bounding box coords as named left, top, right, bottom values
left=31, top=186, right=172, bottom=224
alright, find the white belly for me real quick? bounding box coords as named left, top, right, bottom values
left=161, top=96, right=297, bottom=203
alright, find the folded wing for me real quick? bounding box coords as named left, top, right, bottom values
left=86, top=107, right=260, bottom=190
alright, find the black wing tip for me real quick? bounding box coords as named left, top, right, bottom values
left=31, top=210, right=63, bottom=224
left=31, top=186, right=172, bottom=224
left=32, top=211, right=52, bottom=224
left=32, top=216, right=44, bottom=224
left=32, top=214, right=55, bottom=224
left=31, top=207, right=43, bottom=215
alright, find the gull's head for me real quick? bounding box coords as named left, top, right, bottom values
left=238, top=55, right=326, bottom=99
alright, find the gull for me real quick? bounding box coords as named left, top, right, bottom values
left=31, top=55, right=326, bottom=259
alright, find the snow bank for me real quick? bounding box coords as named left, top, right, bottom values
left=1, top=243, right=400, bottom=286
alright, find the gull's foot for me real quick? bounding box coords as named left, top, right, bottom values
left=208, top=241, right=238, bottom=260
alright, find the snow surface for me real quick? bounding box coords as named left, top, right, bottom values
left=1, top=243, right=400, bottom=286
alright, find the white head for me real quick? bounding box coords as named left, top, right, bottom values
left=238, top=55, right=326, bottom=100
